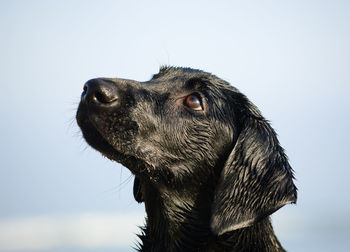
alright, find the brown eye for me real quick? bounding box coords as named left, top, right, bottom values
left=184, top=94, right=203, bottom=111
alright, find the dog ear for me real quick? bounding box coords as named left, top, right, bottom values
left=133, top=176, right=143, bottom=203
left=210, top=102, right=297, bottom=236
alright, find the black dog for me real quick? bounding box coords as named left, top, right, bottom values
left=76, top=67, right=297, bottom=252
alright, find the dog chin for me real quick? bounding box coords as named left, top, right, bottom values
left=77, top=112, right=115, bottom=155
left=77, top=109, right=146, bottom=174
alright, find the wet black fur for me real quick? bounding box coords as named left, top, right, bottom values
left=76, top=67, right=297, bottom=252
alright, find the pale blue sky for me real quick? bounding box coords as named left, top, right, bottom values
left=1, top=1, right=349, bottom=251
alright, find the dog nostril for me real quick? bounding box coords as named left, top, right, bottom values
left=95, top=90, right=117, bottom=104
left=81, top=84, right=88, bottom=99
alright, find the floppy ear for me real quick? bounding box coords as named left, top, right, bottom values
left=210, top=103, right=297, bottom=236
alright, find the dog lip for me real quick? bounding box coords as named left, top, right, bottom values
left=77, top=105, right=116, bottom=155
left=77, top=103, right=143, bottom=170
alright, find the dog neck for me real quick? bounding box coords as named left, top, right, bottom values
left=137, top=180, right=285, bottom=252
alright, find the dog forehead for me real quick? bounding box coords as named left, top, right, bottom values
left=151, top=66, right=207, bottom=80
left=146, top=66, right=233, bottom=95
left=151, top=66, right=238, bottom=90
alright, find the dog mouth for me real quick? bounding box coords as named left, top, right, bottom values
left=76, top=104, right=117, bottom=159
left=76, top=103, right=146, bottom=174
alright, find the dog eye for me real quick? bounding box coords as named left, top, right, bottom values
left=184, top=94, right=203, bottom=111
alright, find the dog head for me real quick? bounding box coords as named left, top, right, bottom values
left=76, top=66, right=297, bottom=235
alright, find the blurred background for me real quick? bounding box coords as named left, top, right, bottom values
left=1, top=0, right=349, bottom=251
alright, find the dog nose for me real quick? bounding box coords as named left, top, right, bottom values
left=81, top=79, right=119, bottom=107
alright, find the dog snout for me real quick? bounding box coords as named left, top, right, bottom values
left=81, top=78, right=120, bottom=108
